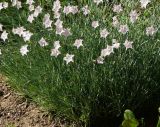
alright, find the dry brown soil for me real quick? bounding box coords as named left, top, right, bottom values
left=0, top=75, right=76, bottom=127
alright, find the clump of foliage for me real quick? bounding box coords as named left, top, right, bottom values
left=121, top=108, right=160, bottom=127
left=0, top=0, right=160, bottom=126
left=121, top=109, right=139, bottom=127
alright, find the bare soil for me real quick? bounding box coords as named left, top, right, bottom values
left=0, top=75, right=75, bottom=127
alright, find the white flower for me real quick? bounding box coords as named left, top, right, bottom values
left=140, top=0, right=151, bottom=8
left=54, top=19, right=63, bottom=28
left=11, top=0, right=21, bottom=8
left=112, top=16, right=119, bottom=28
left=70, top=6, right=79, bottom=14
left=52, top=0, right=61, bottom=12
left=12, top=26, right=26, bottom=36
left=33, top=6, right=42, bottom=17
left=11, top=0, right=17, bottom=7
left=62, top=28, right=72, bottom=37
left=20, top=45, right=29, bottom=56
left=1, top=30, right=8, bottom=42
left=146, top=26, right=157, bottom=36
left=51, top=48, right=61, bottom=57
left=29, top=4, right=34, bottom=12
left=113, top=4, right=123, bottom=13
left=92, top=21, right=99, bottom=28
left=22, top=31, right=33, bottom=42
left=52, top=0, right=61, bottom=19
left=44, top=19, right=53, bottom=28
left=112, top=39, right=120, bottom=49
left=73, top=39, right=83, bottom=49
left=129, top=10, right=139, bottom=23
left=43, top=13, right=53, bottom=28
left=124, top=39, right=133, bottom=50
left=38, top=37, right=48, bottom=47
left=0, top=2, right=8, bottom=10
left=101, top=45, right=114, bottom=57
left=16, top=1, right=22, bottom=9
left=119, top=24, right=129, bottom=34
left=96, top=56, right=104, bottom=64
left=0, top=24, right=3, bottom=31
left=54, top=11, right=61, bottom=19
left=100, top=29, right=109, bottom=38
left=63, top=6, right=78, bottom=15
left=63, top=6, right=71, bottom=15
left=0, top=3, right=3, bottom=10
left=56, top=27, right=64, bottom=35
left=82, top=5, right=90, bottom=16
left=26, top=0, right=34, bottom=5
left=54, top=41, right=61, bottom=49
left=63, top=53, right=74, bottom=64
left=93, top=0, right=103, bottom=5
left=0, top=49, right=2, bottom=55
left=27, top=14, right=35, bottom=23
left=3, top=2, right=8, bottom=9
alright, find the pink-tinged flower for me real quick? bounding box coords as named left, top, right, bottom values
left=20, top=45, right=29, bottom=56
left=100, top=29, right=110, bottom=38
left=26, top=0, right=34, bottom=5
left=51, top=48, right=61, bottom=57
left=92, top=21, right=99, bottom=28
left=82, top=5, right=90, bottom=16
left=62, top=28, right=72, bottom=37
left=96, top=56, right=104, bottom=64
left=119, top=24, right=129, bottom=34
left=112, top=39, right=120, bottom=49
left=43, top=14, right=53, bottom=28
left=64, top=54, right=74, bottom=64
left=73, top=39, right=83, bottom=49
left=140, top=0, right=151, bottom=8
left=38, top=37, right=48, bottom=47
left=43, top=14, right=52, bottom=28
left=113, top=4, right=123, bottom=13
left=1, top=30, right=8, bottom=42
left=93, top=0, right=103, bottom=5
left=56, top=27, right=64, bottom=35
left=22, top=31, right=33, bottom=42
left=63, top=6, right=71, bottom=15
left=27, top=14, right=35, bottom=23
left=129, top=10, right=139, bottom=23
left=54, top=19, right=63, bottom=28
left=146, top=26, right=157, bottom=36
left=12, top=27, right=26, bottom=37
left=124, top=39, right=133, bottom=50
left=52, top=0, right=61, bottom=12
left=54, top=41, right=61, bottom=49
left=63, top=6, right=79, bottom=15
left=101, top=45, right=114, bottom=57
left=0, top=24, right=3, bottom=31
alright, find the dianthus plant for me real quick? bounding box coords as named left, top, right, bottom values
left=0, top=0, right=160, bottom=125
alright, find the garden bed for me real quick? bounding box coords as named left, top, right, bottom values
left=0, top=75, right=75, bottom=127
